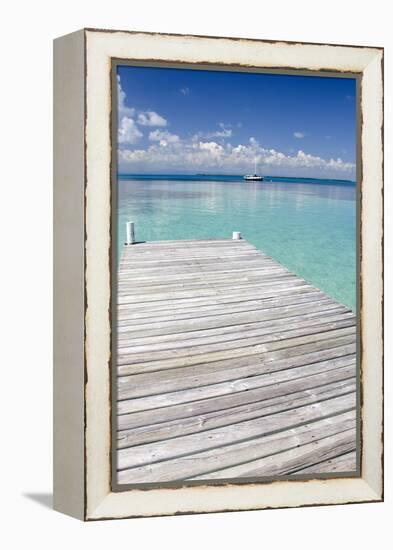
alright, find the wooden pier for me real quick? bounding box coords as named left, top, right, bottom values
left=115, top=237, right=357, bottom=484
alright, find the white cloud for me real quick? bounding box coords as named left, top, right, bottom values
left=198, top=141, right=224, bottom=155
left=118, top=134, right=355, bottom=178
left=117, top=72, right=168, bottom=147
left=137, top=111, right=167, bottom=127
left=118, top=116, right=143, bottom=145
left=214, top=123, right=232, bottom=138
left=149, top=130, right=180, bottom=146
left=193, top=123, right=233, bottom=140
left=115, top=82, right=354, bottom=178
left=180, top=87, right=190, bottom=95
left=249, top=137, right=258, bottom=147
left=117, top=75, right=135, bottom=118
left=326, top=157, right=353, bottom=171
left=117, top=76, right=141, bottom=144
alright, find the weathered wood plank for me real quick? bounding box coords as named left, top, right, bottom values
left=118, top=264, right=284, bottom=284
left=118, top=378, right=356, bottom=447
left=117, top=271, right=293, bottom=294
left=192, top=428, right=356, bottom=479
left=118, top=336, right=355, bottom=388
left=118, top=260, right=291, bottom=280
left=118, top=293, right=340, bottom=327
left=118, top=327, right=355, bottom=376
left=293, top=451, right=357, bottom=474
left=118, top=344, right=356, bottom=404
left=118, top=353, right=355, bottom=408
left=117, top=411, right=356, bottom=483
left=117, top=316, right=355, bottom=360
left=117, top=278, right=307, bottom=305
left=116, top=285, right=319, bottom=312
left=120, top=254, right=263, bottom=268
left=117, top=393, right=355, bottom=471
left=121, top=242, right=258, bottom=252
left=117, top=265, right=287, bottom=286
left=115, top=238, right=357, bottom=482
left=118, top=360, right=355, bottom=413
left=117, top=319, right=355, bottom=372
left=117, top=273, right=297, bottom=297
left=117, top=301, right=350, bottom=338
left=116, top=290, right=330, bottom=322
left=119, top=254, right=270, bottom=270
left=117, top=310, right=353, bottom=350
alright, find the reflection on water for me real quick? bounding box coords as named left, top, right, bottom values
left=117, top=178, right=356, bottom=311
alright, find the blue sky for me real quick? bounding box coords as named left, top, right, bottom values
left=117, top=65, right=356, bottom=179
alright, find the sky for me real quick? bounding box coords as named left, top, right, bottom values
left=117, top=65, right=357, bottom=180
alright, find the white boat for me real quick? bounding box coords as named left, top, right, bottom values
left=244, top=158, right=263, bottom=181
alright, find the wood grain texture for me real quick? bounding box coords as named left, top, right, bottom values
left=115, top=239, right=357, bottom=484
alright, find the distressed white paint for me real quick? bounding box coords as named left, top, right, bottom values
left=359, top=52, right=384, bottom=497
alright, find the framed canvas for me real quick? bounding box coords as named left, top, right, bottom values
left=53, top=28, right=383, bottom=520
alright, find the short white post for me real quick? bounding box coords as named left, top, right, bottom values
left=126, top=221, right=135, bottom=245
left=232, top=231, right=242, bottom=240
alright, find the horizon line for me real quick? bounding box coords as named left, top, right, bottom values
left=117, top=172, right=356, bottom=183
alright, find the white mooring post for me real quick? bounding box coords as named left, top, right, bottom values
left=126, top=221, right=135, bottom=245
left=232, top=231, right=242, bottom=240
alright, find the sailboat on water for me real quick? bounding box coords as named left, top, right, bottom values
left=244, top=158, right=263, bottom=181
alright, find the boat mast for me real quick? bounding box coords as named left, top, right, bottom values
left=254, top=157, right=257, bottom=174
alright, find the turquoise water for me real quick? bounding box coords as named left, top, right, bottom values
left=117, top=175, right=356, bottom=311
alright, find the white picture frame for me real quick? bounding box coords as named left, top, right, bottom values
left=53, top=28, right=383, bottom=520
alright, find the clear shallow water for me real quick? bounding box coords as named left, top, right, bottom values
left=117, top=175, right=356, bottom=311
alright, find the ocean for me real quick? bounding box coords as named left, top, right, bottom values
left=117, top=174, right=357, bottom=311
